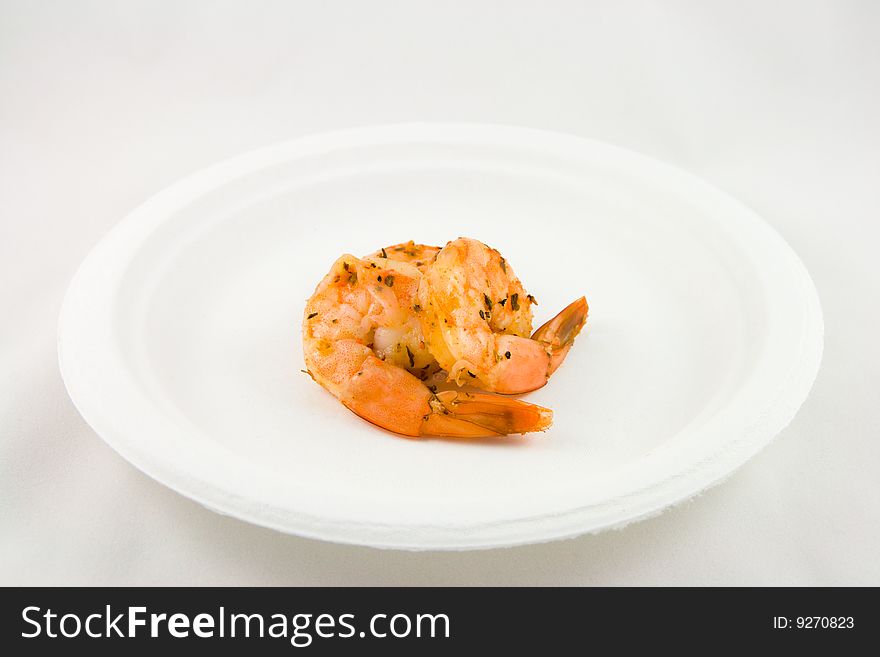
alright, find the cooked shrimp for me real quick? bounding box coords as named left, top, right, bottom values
left=302, top=253, right=553, bottom=437
left=417, top=237, right=588, bottom=394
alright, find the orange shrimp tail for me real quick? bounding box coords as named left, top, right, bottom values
left=531, top=296, right=588, bottom=376
left=334, top=352, right=551, bottom=438
left=420, top=391, right=553, bottom=437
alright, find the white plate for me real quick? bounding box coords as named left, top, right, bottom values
left=59, top=124, right=823, bottom=550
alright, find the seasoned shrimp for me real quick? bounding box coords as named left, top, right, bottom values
left=417, top=237, right=588, bottom=394
left=302, top=253, right=553, bottom=437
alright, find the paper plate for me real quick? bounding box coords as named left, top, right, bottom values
left=58, top=124, right=823, bottom=549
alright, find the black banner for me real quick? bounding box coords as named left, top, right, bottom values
left=1, top=587, right=871, bottom=653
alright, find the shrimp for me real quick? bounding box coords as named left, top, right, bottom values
left=417, top=237, right=588, bottom=394
left=302, top=252, right=553, bottom=437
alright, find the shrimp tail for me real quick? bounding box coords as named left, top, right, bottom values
left=531, top=296, right=589, bottom=377
left=421, top=390, right=552, bottom=437
left=333, top=350, right=551, bottom=438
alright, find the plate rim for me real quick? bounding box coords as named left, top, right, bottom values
left=58, top=122, right=824, bottom=550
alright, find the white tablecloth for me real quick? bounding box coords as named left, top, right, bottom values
left=2, top=0, right=878, bottom=585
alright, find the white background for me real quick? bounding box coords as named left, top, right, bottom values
left=2, top=0, right=878, bottom=585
